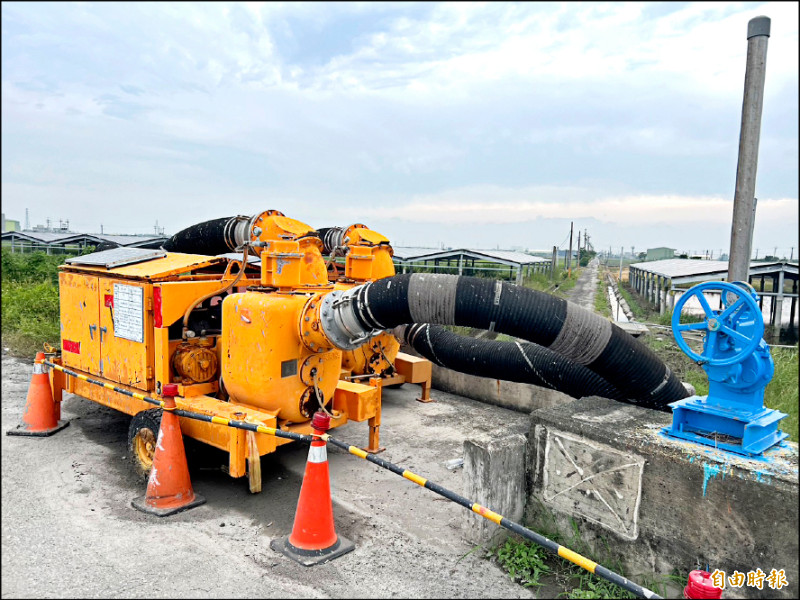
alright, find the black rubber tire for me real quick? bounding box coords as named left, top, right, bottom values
left=127, top=408, right=163, bottom=482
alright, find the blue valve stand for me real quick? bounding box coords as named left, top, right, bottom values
left=662, top=281, right=788, bottom=457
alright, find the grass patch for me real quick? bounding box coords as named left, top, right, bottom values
left=764, top=346, right=799, bottom=441
left=0, top=249, right=87, bottom=357
left=617, top=281, right=648, bottom=321
left=489, top=537, right=551, bottom=588
left=2, top=280, right=62, bottom=357
left=522, top=265, right=579, bottom=299
left=594, top=273, right=611, bottom=319
left=487, top=530, right=680, bottom=599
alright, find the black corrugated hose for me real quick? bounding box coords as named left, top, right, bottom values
left=398, top=323, right=625, bottom=401
left=352, top=274, right=688, bottom=410
left=163, top=216, right=245, bottom=255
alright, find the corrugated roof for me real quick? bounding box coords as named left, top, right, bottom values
left=629, top=258, right=730, bottom=278
left=630, top=258, right=798, bottom=279
left=393, top=247, right=547, bottom=265
left=1, top=231, right=73, bottom=242
left=1, top=231, right=167, bottom=246
left=467, top=249, right=549, bottom=264
left=391, top=247, right=443, bottom=260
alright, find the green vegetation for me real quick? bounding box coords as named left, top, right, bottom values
left=489, top=537, right=551, bottom=588
left=487, top=525, right=680, bottom=599
left=579, top=249, right=597, bottom=268
left=594, top=275, right=611, bottom=319
left=766, top=347, right=799, bottom=440
left=616, top=280, right=648, bottom=321
left=1, top=249, right=82, bottom=357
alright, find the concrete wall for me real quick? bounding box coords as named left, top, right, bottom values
left=431, top=363, right=575, bottom=414
left=462, top=435, right=527, bottom=546
left=525, top=397, right=798, bottom=599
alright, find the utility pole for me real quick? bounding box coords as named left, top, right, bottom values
left=791, top=247, right=794, bottom=261
left=577, top=231, right=581, bottom=267
left=551, top=245, right=557, bottom=279
left=728, top=15, right=771, bottom=285
left=567, top=222, right=574, bottom=276
left=618, top=246, right=624, bottom=282
left=25, top=208, right=30, bottom=230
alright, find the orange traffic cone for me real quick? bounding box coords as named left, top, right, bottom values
left=131, top=384, right=205, bottom=516
left=7, top=352, right=69, bottom=437
left=271, top=411, right=355, bottom=566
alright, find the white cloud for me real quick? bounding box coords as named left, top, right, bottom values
left=1, top=1, right=796, bottom=254
left=358, top=184, right=796, bottom=227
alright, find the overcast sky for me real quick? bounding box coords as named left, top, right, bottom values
left=2, top=2, right=798, bottom=257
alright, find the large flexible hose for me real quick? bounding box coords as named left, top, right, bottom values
left=328, top=274, right=688, bottom=409
left=163, top=216, right=252, bottom=255
left=398, top=323, right=624, bottom=401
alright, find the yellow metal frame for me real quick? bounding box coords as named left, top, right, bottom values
left=54, top=356, right=381, bottom=479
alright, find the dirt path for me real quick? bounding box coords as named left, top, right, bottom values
left=1, top=353, right=538, bottom=599
left=565, top=257, right=600, bottom=310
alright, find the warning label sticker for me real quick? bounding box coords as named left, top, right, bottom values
left=113, top=284, right=144, bottom=343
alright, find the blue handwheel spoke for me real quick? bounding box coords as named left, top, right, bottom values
left=675, top=322, right=708, bottom=332
left=718, top=296, right=746, bottom=322
left=696, top=293, right=714, bottom=317
left=720, top=325, right=752, bottom=346
left=702, top=330, right=718, bottom=359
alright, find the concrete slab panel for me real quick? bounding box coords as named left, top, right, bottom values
left=527, top=396, right=799, bottom=599
left=541, top=430, right=644, bottom=541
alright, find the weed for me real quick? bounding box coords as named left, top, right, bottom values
left=489, top=537, right=551, bottom=587
left=561, top=569, right=636, bottom=599
left=594, top=276, right=611, bottom=318
left=1, top=249, right=77, bottom=357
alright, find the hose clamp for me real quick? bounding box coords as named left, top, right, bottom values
left=319, top=289, right=376, bottom=350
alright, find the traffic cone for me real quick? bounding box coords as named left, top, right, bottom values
left=7, top=352, right=69, bottom=437
left=683, top=570, right=723, bottom=599
left=271, top=411, right=355, bottom=566
left=131, top=384, right=205, bottom=516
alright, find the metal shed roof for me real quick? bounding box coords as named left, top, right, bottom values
left=1, top=231, right=74, bottom=243
left=629, top=259, right=730, bottom=278
left=393, top=247, right=547, bottom=266
left=1, top=231, right=167, bottom=247
left=630, top=258, right=798, bottom=283
left=391, top=247, right=443, bottom=260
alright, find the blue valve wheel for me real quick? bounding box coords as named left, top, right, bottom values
left=671, top=281, right=763, bottom=367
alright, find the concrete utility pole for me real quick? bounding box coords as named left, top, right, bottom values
left=577, top=231, right=581, bottom=267
left=567, top=222, right=574, bottom=276
left=551, top=245, right=558, bottom=279
left=618, top=247, right=624, bottom=282
left=728, top=15, right=770, bottom=284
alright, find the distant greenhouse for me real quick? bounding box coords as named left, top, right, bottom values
left=392, top=247, right=550, bottom=284
left=1, top=230, right=167, bottom=255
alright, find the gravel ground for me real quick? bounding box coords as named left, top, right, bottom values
left=2, top=352, right=537, bottom=599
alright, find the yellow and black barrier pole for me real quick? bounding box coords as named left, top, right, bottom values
left=326, top=436, right=661, bottom=599
left=40, top=359, right=661, bottom=599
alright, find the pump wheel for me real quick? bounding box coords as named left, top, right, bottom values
left=127, top=408, right=163, bottom=482
left=671, top=281, right=762, bottom=367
